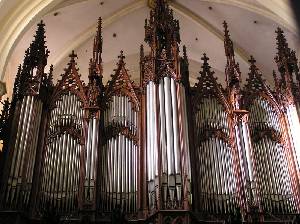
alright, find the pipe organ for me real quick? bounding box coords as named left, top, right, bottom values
left=191, top=55, right=237, bottom=215
left=99, top=52, right=139, bottom=214
left=4, top=95, right=43, bottom=210
left=40, top=72, right=86, bottom=214
left=1, top=0, right=300, bottom=223
left=247, top=98, right=295, bottom=213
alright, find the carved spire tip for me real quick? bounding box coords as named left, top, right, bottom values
left=248, top=55, right=256, bottom=65
left=98, top=17, right=102, bottom=28
left=118, top=50, right=125, bottom=63
left=201, top=53, right=210, bottom=65
left=223, top=21, right=229, bottom=37
left=275, top=26, right=283, bottom=34
left=96, top=17, right=102, bottom=39
left=38, top=20, right=45, bottom=27
left=69, top=50, right=77, bottom=62
left=223, top=20, right=228, bottom=29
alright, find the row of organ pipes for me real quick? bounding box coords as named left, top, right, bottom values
left=4, top=95, right=43, bottom=210
left=98, top=60, right=139, bottom=214
left=247, top=98, right=296, bottom=213
left=40, top=91, right=84, bottom=213
left=146, top=74, right=191, bottom=210
left=1, top=2, right=300, bottom=222
left=192, top=97, right=237, bottom=214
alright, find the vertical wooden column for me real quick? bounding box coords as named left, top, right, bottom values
left=138, top=45, right=148, bottom=218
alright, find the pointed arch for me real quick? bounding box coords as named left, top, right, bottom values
left=50, top=51, right=87, bottom=109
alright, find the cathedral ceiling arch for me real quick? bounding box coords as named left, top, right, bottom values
left=0, top=0, right=298, bottom=99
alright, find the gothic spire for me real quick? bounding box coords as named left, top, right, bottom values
left=30, top=20, right=50, bottom=69
left=117, top=50, right=126, bottom=66
left=12, top=64, right=22, bottom=103
left=144, top=0, right=180, bottom=56
left=223, top=21, right=241, bottom=89
left=223, top=21, right=235, bottom=60
left=106, top=51, right=139, bottom=110
left=274, top=27, right=297, bottom=96
left=180, top=45, right=190, bottom=87
left=275, top=27, right=291, bottom=63
left=110, top=50, right=128, bottom=84
left=196, top=54, right=216, bottom=91
left=89, top=17, right=103, bottom=89
left=244, top=56, right=265, bottom=93
left=12, top=21, right=50, bottom=98
left=93, top=17, right=103, bottom=66
left=69, top=50, right=78, bottom=65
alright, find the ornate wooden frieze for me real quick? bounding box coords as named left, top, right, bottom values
left=50, top=51, right=88, bottom=110
left=192, top=53, right=229, bottom=111
left=105, top=51, right=139, bottom=111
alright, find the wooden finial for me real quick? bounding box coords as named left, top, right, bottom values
left=69, top=50, right=77, bottom=62
left=118, top=50, right=125, bottom=62
left=201, top=53, right=210, bottom=66
left=248, top=55, right=256, bottom=65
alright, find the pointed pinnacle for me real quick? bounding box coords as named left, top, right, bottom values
left=118, top=50, right=125, bottom=62
left=248, top=55, right=256, bottom=65
left=223, top=21, right=235, bottom=58
left=35, top=20, right=46, bottom=40
left=223, top=21, right=230, bottom=39
left=94, top=17, right=103, bottom=54
left=201, top=53, right=210, bottom=67
left=69, top=50, right=77, bottom=62
left=38, top=20, right=45, bottom=27
left=97, top=17, right=102, bottom=33
left=275, top=27, right=288, bottom=50
left=183, top=45, right=188, bottom=60
left=275, top=27, right=284, bottom=36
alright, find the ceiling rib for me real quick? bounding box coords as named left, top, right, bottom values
left=53, top=0, right=252, bottom=71
left=0, top=0, right=65, bottom=80
left=52, top=0, right=146, bottom=67
left=200, top=0, right=297, bottom=34
left=169, top=1, right=251, bottom=65
left=0, top=0, right=295, bottom=82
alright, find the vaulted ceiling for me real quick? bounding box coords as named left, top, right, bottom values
left=0, top=0, right=298, bottom=98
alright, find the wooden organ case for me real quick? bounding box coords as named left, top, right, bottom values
left=0, top=0, right=300, bottom=223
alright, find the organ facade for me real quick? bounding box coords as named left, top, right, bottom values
left=0, top=0, right=300, bottom=223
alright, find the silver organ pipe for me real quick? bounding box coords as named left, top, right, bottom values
left=248, top=98, right=296, bottom=213
left=99, top=88, right=139, bottom=215
left=193, top=97, right=237, bottom=214
left=4, top=95, right=43, bottom=209
left=286, top=105, right=300, bottom=170
left=145, top=71, right=191, bottom=210
left=84, top=116, right=98, bottom=203
left=40, top=92, right=84, bottom=214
